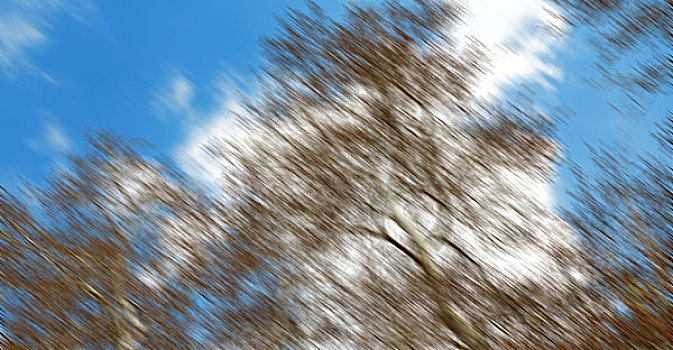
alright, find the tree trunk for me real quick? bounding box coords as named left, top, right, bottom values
left=380, top=179, right=489, bottom=350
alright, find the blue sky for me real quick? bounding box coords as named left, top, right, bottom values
left=0, top=0, right=668, bottom=209
left=0, top=0, right=344, bottom=188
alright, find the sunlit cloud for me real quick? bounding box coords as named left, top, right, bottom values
left=166, top=71, right=249, bottom=188
left=174, top=0, right=568, bottom=192
left=173, top=91, right=245, bottom=187
left=459, top=0, right=567, bottom=100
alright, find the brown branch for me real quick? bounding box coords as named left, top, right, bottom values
left=433, top=235, right=480, bottom=268
left=352, top=225, right=423, bottom=267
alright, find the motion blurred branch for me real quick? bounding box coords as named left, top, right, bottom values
left=212, top=0, right=588, bottom=348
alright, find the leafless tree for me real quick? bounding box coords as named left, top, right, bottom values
left=210, top=1, right=594, bottom=348
left=553, top=1, right=672, bottom=346
left=564, top=114, right=673, bottom=349
left=4, top=1, right=669, bottom=349
left=0, top=132, right=285, bottom=349
left=555, top=0, right=671, bottom=94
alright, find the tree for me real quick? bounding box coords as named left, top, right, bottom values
left=552, top=1, right=672, bottom=346
left=211, top=1, right=591, bottom=348
left=564, top=114, right=673, bottom=348
left=6, top=0, right=668, bottom=348
left=555, top=0, right=672, bottom=94
left=0, top=132, right=283, bottom=349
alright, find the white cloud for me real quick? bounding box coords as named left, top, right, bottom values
left=453, top=0, right=568, bottom=213
left=26, top=116, right=72, bottom=155
left=164, top=70, right=250, bottom=188
left=150, top=71, right=196, bottom=120
left=173, top=0, right=569, bottom=190
left=173, top=94, right=245, bottom=187
left=458, top=0, right=567, bottom=100
left=0, top=15, right=47, bottom=73
left=0, top=0, right=98, bottom=81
